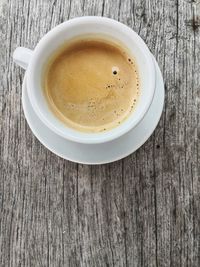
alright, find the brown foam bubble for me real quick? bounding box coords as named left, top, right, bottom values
left=43, top=38, right=140, bottom=133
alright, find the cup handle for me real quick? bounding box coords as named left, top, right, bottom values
left=13, top=47, right=33, bottom=70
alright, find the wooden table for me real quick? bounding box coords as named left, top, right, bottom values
left=1, top=0, right=200, bottom=266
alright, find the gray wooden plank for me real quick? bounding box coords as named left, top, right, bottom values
left=0, top=0, right=199, bottom=266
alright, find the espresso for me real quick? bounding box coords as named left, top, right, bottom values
left=44, top=38, right=140, bottom=132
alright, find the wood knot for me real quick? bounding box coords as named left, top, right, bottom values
left=185, top=17, right=200, bottom=31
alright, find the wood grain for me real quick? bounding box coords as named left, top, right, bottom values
left=0, top=0, right=200, bottom=266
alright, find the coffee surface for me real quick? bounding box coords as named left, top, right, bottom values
left=44, top=38, right=139, bottom=132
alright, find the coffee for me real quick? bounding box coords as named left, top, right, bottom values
left=43, top=37, right=140, bottom=133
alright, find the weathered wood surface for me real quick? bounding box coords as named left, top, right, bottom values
left=0, top=0, right=200, bottom=266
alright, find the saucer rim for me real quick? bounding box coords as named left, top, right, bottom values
left=22, top=56, right=164, bottom=165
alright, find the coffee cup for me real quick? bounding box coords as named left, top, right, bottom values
left=13, top=16, right=156, bottom=144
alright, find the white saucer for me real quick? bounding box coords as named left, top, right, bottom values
left=22, top=57, right=164, bottom=165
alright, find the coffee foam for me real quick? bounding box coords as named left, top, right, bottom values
left=44, top=38, right=140, bottom=132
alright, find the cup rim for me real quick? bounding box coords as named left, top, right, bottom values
left=27, top=16, right=156, bottom=144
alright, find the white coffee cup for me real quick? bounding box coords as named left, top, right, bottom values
left=13, top=16, right=156, bottom=144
